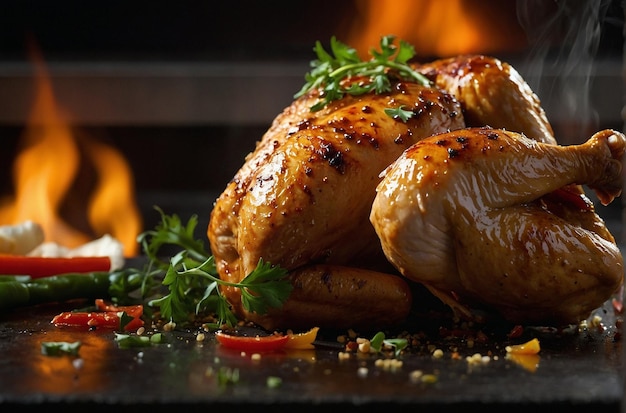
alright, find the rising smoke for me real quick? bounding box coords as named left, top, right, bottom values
left=516, top=0, right=613, bottom=144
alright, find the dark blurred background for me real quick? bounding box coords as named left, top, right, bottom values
left=0, top=0, right=623, bottom=249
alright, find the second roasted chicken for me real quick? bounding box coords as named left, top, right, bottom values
left=371, top=127, right=624, bottom=325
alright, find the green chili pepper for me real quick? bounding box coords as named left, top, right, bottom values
left=0, top=270, right=151, bottom=311
left=0, top=275, right=31, bottom=283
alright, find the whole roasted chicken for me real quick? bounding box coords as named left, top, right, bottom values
left=208, top=37, right=623, bottom=330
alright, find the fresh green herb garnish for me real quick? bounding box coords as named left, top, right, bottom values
left=118, top=311, right=137, bottom=331
left=114, top=332, right=163, bottom=348
left=141, top=207, right=292, bottom=327
left=41, top=341, right=81, bottom=356
left=114, top=333, right=151, bottom=348
left=294, top=35, right=431, bottom=112
left=384, top=105, right=415, bottom=122
left=266, top=376, right=283, bottom=388
left=138, top=206, right=209, bottom=268
left=369, top=331, right=408, bottom=357
left=216, top=367, right=240, bottom=386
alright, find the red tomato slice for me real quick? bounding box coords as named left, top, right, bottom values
left=215, top=330, right=289, bottom=352
left=285, top=327, right=319, bottom=349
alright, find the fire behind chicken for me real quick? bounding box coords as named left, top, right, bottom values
left=207, top=37, right=624, bottom=331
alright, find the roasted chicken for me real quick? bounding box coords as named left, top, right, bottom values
left=371, top=127, right=624, bottom=325
left=207, top=49, right=622, bottom=330
left=208, top=80, right=464, bottom=330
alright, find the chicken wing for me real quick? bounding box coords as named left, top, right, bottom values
left=371, top=127, right=624, bottom=325
left=418, top=55, right=555, bottom=144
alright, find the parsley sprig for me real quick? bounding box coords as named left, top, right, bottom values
left=295, top=35, right=431, bottom=112
left=384, top=105, right=415, bottom=122
left=138, top=207, right=292, bottom=327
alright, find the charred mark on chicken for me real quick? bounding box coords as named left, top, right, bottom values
left=447, top=147, right=460, bottom=158
left=321, top=270, right=333, bottom=292
left=479, top=129, right=501, bottom=141
left=315, top=139, right=345, bottom=174
left=362, top=132, right=379, bottom=148
left=289, top=120, right=312, bottom=136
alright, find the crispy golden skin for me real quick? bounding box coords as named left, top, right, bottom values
left=371, top=127, right=624, bottom=325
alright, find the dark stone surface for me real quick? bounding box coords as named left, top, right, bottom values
left=0, top=291, right=622, bottom=413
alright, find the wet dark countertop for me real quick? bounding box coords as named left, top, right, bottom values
left=0, top=290, right=623, bottom=413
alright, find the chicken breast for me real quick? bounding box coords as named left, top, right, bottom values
left=371, top=127, right=624, bottom=325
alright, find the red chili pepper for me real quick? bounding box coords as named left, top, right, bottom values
left=95, top=299, right=143, bottom=318
left=52, top=310, right=144, bottom=332
left=507, top=324, right=525, bottom=339
left=215, top=330, right=289, bottom=352
left=0, top=256, right=111, bottom=278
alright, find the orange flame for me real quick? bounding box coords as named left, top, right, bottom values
left=344, top=0, right=527, bottom=58
left=0, top=50, right=142, bottom=257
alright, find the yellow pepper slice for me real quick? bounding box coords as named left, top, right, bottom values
left=285, top=327, right=319, bottom=350
left=505, top=337, right=540, bottom=355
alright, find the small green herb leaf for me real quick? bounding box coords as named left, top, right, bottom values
left=385, top=338, right=408, bottom=357
left=369, top=331, right=386, bottom=352
left=216, top=367, right=240, bottom=386
left=41, top=341, right=81, bottom=356
left=384, top=105, right=415, bottom=122
left=114, top=333, right=152, bottom=349
left=267, top=376, right=283, bottom=388
left=369, top=331, right=408, bottom=357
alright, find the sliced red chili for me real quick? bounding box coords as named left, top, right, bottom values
left=0, top=255, right=111, bottom=277
left=52, top=311, right=144, bottom=332
left=613, top=297, right=623, bottom=314
left=215, top=330, right=289, bottom=352
left=94, top=299, right=143, bottom=318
